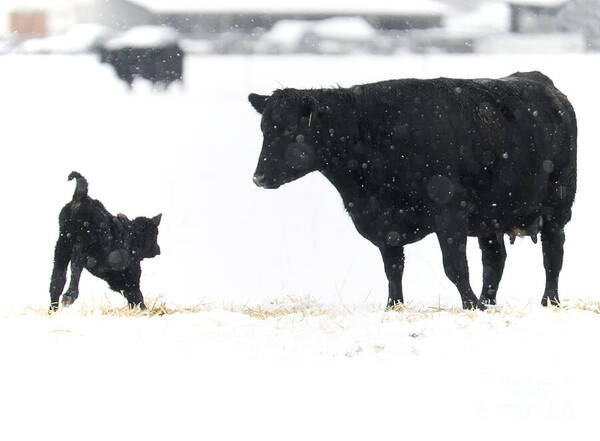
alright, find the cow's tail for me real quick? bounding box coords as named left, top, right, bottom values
left=68, top=171, right=88, bottom=203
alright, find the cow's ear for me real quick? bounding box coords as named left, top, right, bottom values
left=301, top=95, right=318, bottom=115
left=301, top=95, right=319, bottom=127
left=248, top=93, right=269, bottom=114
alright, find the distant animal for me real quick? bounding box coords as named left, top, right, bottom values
left=249, top=71, right=577, bottom=309
left=49, top=172, right=162, bottom=311
left=99, top=44, right=184, bottom=89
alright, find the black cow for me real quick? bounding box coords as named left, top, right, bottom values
left=249, top=71, right=577, bottom=310
left=99, top=44, right=184, bottom=89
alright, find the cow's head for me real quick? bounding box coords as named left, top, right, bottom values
left=249, top=89, right=323, bottom=189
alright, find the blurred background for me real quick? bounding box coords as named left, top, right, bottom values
left=0, top=0, right=598, bottom=56
left=1, top=0, right=598, bottom=311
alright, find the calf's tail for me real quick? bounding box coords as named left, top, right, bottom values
left=68, top=171, right=88, bottom=202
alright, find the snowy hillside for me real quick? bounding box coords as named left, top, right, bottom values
left=0, top=53, right=599, bottom=439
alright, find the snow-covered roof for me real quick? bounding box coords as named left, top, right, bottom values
left=504, top=0, right=568, bottom=7
left=445, top=3, right=510, bottom=36
left=127, top=0, right=449, bottom=16
left=104, top=25, right=178, bottom=49
left=260, top=17, right=376, bottom=48
left=15, top=23, right=112, bottom=53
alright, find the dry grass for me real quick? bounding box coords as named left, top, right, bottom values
left=229, top=297, right=355, bottom=320
left=9, top=296, right=600, bottom=321
left=17, top=298, right=212, bottom=318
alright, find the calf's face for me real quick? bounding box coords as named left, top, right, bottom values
left=133, top=214, right=162, bottom=259
left=249, top=92, right=321, bottom=189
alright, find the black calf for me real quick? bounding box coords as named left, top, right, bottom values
left=49, top=172, right=162, bottom=311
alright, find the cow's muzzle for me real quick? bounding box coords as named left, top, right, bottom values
left=253, top=173, right=281, bottom=189
left=253, top=174, right=266, bottom=187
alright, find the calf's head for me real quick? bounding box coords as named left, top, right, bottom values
left=249, top=90, right=323, bottom=189
left=132, top=214, right=162, bottom=259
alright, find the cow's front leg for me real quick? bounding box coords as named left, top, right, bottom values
left=541, top=225, right=565, bottom=307
left=478, top=234, right=506, bottom=305
left=436, top=231, right=484, bottom=310
left=380, top=246, right=405, bottom=308
left=62, top=246, right=85, bottom=307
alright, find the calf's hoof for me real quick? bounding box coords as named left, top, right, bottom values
left=128, top=302, right=146, bottom=311
left=61, top=293, right=76, bottom=307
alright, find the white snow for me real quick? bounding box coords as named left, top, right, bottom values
left=476, top=32, right=586, bottom=53
left=0, top=53, right=599, bottom=440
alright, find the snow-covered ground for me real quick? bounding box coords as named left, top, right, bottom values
left=1, top=53, right=599, bottom=439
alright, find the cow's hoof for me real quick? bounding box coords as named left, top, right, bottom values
left=541, top=296, right=560, bottom=307
left=463, top=300, right=487, bottom=311
left=480, top=296, right=497, bottom=306
left=386, top=300, right=404, bottom=311
left=61, top=293, right=76, bottom=307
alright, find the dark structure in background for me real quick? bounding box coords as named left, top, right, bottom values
left=100, top=44, right=184, bottom=89
left=84, top=0, right=448, bottom=36
left=507, top=0, right=569, bottom=32
left=558, top=0, right=600, bottom=49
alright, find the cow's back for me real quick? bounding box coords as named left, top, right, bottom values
left=354, top=72, right=577, bottom=235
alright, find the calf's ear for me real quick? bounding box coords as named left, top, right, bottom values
left=248, top=93, right=269, bottom=114
left=152, top=213, right=162, bottom=226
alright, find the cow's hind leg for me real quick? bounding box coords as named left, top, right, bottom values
left=380, top=246, right=404, bottom=308
left=541, top=225, right=565, bottom=307
left=436, top=232, right=485, bottom=310
left=478, top=234, right=506, bottom=305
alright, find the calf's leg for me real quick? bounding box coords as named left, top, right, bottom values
left=116, top=265, right=145, bottom=310
left=49, top=235, right=71, bottom=311
left=123, top=288, right=146, bottom=310
left=62, top=246, right=85, bottom=307
left=478, top=234, right=507, bottom=305
left=541, top=226, right=565, bottom=307
left=436, top=232, right=484, bottom=310
left=380, top=246, right=405, bottom=308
